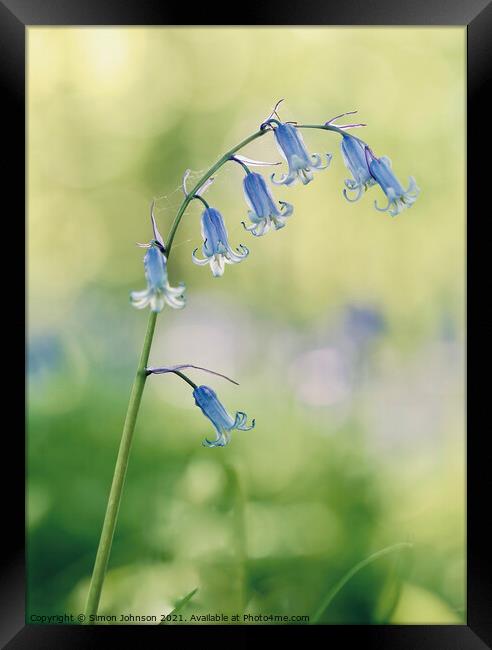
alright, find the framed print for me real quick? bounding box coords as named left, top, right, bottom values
left=2, top=0, right=491, bottom=647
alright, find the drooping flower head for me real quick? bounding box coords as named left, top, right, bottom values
left=340, top=134, right=378, bottom=202
left=193, top=385, right=255, bottom=448
left=242, top=171, right=293, bottom=237
left=131, top=243, right=186, bottom=312
left=365, top=148, right=420, bottom=216
left=269, top=121, right=331, bottom=186
left=192, top=207, right=249, bottom=277
left=130, top=203, right=185, bottom=312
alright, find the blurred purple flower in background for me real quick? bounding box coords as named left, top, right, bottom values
left=343, top=304, right=386, bottom=347
left=288, top=347, right=353, bottom=408
left=28, top=335, right=63, bottom=377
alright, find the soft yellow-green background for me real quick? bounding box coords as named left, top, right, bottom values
left=28, top=28, right=465, bottom=624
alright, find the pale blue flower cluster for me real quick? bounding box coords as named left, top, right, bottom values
left=189, top=120, right=334, bottom=276
left=130, top=109, right=420, bottom=447
left=339, top=132, right=420, bottom=216
left=131, top=113, right=419, bottom=304
left=190, top=165, right=298, bottom=275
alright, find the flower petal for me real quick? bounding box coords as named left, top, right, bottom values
left=130, top=289, right=151, bottom=309
left=192, top=248, right=209, bottom=265
left=164, top=291, right=186, bottom=309
left=233, top=411, right=255, bottom=431
left=374, top=196, right=391, bottom=212
left=270, top=170, right=292, bottom=186
left=150, top=292, right=165, bottom=313
left=210, top=254, right=225, bottom=277
left=343, top=185, right=364, bottom=203
left=225, top=244, right=249, bottom=263
left=279, top=201, right=294, bottom=217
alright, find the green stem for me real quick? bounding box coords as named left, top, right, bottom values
left=85, top=126, right=269, bottom=619
left=297, top=123, right=367, bottom=147
left=85, top=310, right=157, bottom=618
left=170, top=369, right=198, bottom=389
left=230, top=156, right=252, bottom=175
left=190, top=194, right=210, bottom=210
left=296, top=123, right=347, bottom=136
left=227, top=464, right=248, bottom=615
left=310, top=542, right=413, bottom=624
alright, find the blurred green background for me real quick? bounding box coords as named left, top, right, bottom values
left=27, top=27, right=465, bottom=624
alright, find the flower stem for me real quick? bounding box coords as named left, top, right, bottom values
left=296, top=123, right=367, bottom=147
left=231, top=467, right=248, bottom=614
left=85, top=310, right=157, bottom=618
left=296, top=123, right=347, bottom=136
left=310, top=542, right=413, bottom=623
left=85, top=125, right=269, bottom=618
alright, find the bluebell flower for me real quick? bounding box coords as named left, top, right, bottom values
left=366, top=148, right=420, bottom=216
left=192, top=207, right=249, bottom=277
left=242, top=172, right=293, bottom=237
left=344, top=304, right=386, bottom=345
left=193, top=385, right=255, bottom=448
left=131, top=243, right=186, bottom=312
left=340, top=134, right=378, bottom=202
left=271, top=122, right=331, bottom=186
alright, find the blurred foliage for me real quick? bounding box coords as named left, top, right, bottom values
left=27, top=27, right=465, bottom=624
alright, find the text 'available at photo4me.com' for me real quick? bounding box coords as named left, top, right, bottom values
left=30, top=612, right=311, bottom=624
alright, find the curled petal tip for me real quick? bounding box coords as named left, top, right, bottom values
left=270, top=171, right=289, bottom=185
left=343, top=186, right=363, bottom=203
left=374, top=198, right=391, bottom=213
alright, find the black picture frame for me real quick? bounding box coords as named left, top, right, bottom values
left=2, top=0, right=490, bottom=646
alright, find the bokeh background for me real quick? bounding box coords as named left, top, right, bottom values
left=27, top=27, right=465, bottom=624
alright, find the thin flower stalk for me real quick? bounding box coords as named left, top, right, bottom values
left=85, top=126, right=268, bottom=619
left=85, top=106, right=420, bottom=620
